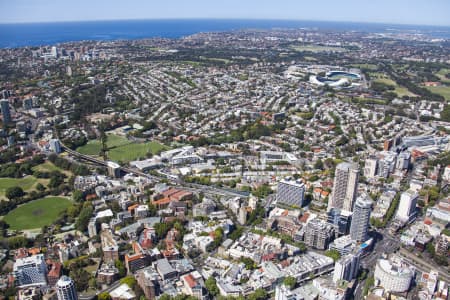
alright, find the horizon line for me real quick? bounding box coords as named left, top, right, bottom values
left=1, top=17, right=450, bottom=28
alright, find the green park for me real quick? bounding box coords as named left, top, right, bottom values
left=76, top=134, right=169, bottom=162
left=0, top=176, right=49, bottom=199
left=3, top=197, right=72, bottom=230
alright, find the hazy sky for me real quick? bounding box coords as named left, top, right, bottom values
left=1, top=0, right=450, bottom=26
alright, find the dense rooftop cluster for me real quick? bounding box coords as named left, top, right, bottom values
left=0, top=27, right=449, bottom=300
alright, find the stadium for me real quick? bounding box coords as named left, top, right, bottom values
left=310, top=70, right=362, bottom=87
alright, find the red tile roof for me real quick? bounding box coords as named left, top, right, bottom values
left=125, top=253, right=146, bottom=262
left=128, top=204, right=139, bottom=213
left=184, top=274, right=197, bottom=288
left=170, top=190, right=192, bottom=201
left=48, top=262, right=62, bottom=278
left=152, top=197, right=171, bottom=206
left=28, top=248, right=41, bottom=256
left=299, top=213, right=310, bottom=223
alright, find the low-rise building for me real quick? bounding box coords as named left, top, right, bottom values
left=110, top=283, right=136, bottom=300
left=155, top=258, right=178, bottom=281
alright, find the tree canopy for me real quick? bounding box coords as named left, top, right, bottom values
left=6, top=186, right=24, bottom=200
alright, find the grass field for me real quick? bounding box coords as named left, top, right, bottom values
left=0, top=177, right=50, bottom=201
left=3, top=197, right=71, bottom=230
left=0, top=177, right=38, bottom=198
left=77, top=134, right=169, bottom=163
left=373, top=77, right=397, bottom=86
left=32, top=161, right=63, bottom=173
left=436, top=69, right=450, bottom=84
left=370, top=72, right=415, bottom=97
left=350, top=63, right=378, bottom=70
left=77, top=134, right=130, bottom=156
left=32, top=161, right=72, bottom=177
left=291, top=45, right=346, bottom=53
left=199, top=56, right=231, bottom=64
left=108, top=141, right=169, bottom=162
left=425, top=85, right=450, bottom=101
left=353, top=97, right=388, bottom=105
left=393, top=86, right=415, bottom=97
left=180, top=61, right=203, bottom=67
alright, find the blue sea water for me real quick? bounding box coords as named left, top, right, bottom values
left=0, top=19, right=449, bottom=48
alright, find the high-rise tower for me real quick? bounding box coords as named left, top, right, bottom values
left=395, top=189, right=418, bottom=223
left=56, top=276, right=78, bottom=300
left=349, top=195, right=372, bottom=242
left=328, top=162, right=359, bottom=212
left=0, top=99, right=11, bottom=124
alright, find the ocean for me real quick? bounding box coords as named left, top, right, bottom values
left=0, top=19, right=449, bottom=48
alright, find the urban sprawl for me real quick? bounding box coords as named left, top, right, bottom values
left=0, top=27, right=449, bottom=300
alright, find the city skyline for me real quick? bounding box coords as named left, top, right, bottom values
left=1, top=0, right=450, bottom=26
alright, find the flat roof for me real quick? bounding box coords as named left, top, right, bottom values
left=156, top=258, right=176, bottom=276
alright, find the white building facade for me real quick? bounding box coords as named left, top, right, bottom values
left=396, top=190, right=418, bottom=223
left=13, top=254, right=47, bottom=287
left=374, top=256, right=414, bottom=293
left=328, top=162, right=359, bottom=212
left=276, top=177, right=306, bottom=207
left=56, top=276, right=78, bottom=300
left=349, top=195, right=372, bottom=242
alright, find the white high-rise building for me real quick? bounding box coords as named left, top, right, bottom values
left=56, top=276, right=78, bottom=300
left=276, top=177, right=305, bottom=207
left=349, top=195, right=372, bottom=242
left=333, top=252, right=361, bottom=283
left=364, top=157, right=378, bottom=179
left=395, top=189, right=418, bottom=223
left=51, top=46, right=58, bottom=58
left=374, top=255, right=414, bottom=293
left=328, top=162, right=359, bottom=212
left=13, top=254, right=47, bottom=287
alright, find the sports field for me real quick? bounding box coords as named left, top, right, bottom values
left=425, top=85, right=450, bottom=101
left=77, top=134, right=169, bottom=162
left=3, top=197, right=71, bottom=230
left=108, top=141, right=168, bottom=162
left=77, top=134, right=130, bottom=156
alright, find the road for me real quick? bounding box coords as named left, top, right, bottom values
left=354, top=232, right=400, bottom=299
left=61, top=144, right=248, bottom=198
left=398, top=248, right=450, bottom=282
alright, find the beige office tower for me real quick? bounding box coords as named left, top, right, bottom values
left=328, top=162, right=359, bottom=212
